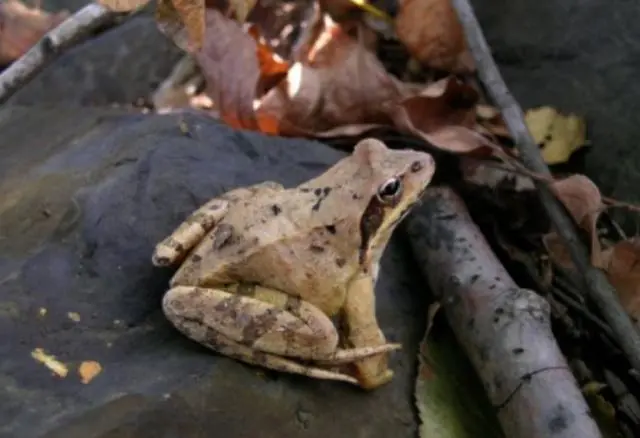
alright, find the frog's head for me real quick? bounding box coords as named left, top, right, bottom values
left=353, top=139, right=435, bottom=273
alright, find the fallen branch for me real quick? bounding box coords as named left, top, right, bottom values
left=450, top=0, right=640, bottom=373
left=405, top=187, right=601, bottom=438
left=0, top=4, right=115, bottom=105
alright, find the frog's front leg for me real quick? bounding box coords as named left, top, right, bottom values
left=152, top=182, right=284, bottom=267
left=152, top=197, right=229, bottom=267
left=342, top=274, right=396, bottom=389
left=162, top=285, right=400, bottom=385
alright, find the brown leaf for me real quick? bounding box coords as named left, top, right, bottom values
left=0, top=0, right=68, bottom=65
left=600, top=238, right=640, bottom=322
left=392, top=77, right=491, bottom=153
left=194, top=8, right=289, bottom=132
left=257, top=15, right=401, bottom=135
left=156, top=0, right=206, bottom=52
left=476, top=104, right=510, bottom=138
left=193, top=9, right=488, bottom=153
left=542, top=232, right=574, bottom=271
left=550, top=174, right=604, bottom=265
left=395, top=0, right=474, bottom=74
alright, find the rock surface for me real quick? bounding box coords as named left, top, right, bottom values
left=6, top=15, right=183, bottom=106
left=0, top=108, right=427, bottom=438
left=473, top=0, right=640, bottom=206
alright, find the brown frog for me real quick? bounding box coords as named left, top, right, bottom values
left=152, top=138, right=435, bottom=389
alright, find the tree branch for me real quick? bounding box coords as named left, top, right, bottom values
left=0, top=4, right=115, bottom=105
left=405, top=187, right=601, bottom=438
left=450, top=0, right=640, bottom=373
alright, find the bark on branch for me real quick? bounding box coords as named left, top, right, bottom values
left=405, top=187, right=601, bottom=438
left=449, top=0, right=640, bottom=373
left=0, top=4, right=115, bottom=105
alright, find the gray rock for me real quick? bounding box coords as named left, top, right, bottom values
left=6, top=15, right=182, bottom=106
left=0, top=107, right=426, bottom=438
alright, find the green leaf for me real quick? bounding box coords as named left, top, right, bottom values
left=415, top=318, right=504, bottom=438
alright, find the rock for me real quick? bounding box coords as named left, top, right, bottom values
left=0, top=107, right=426, bottom=438
left=6, top=15, right=183, bottom=106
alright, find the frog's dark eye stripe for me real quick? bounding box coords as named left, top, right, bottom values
left=376, top=177, right=403, bottom=205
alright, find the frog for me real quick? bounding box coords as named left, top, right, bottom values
left=151, top=138, right=435, bottom=389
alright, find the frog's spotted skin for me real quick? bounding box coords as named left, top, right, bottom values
left=152, top=138, right=436, bottom=389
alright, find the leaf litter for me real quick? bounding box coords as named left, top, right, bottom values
left=0, top=0, right=69, bottom=66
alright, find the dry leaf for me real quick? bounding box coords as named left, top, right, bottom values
left=31, top=348, right=68, bottom=378
left=97, top=0, right=151, bottom=12
left=156, top=0, right=206, bottom=52
left=460, top=159, right=535, bottom=192
left=542, top=232, right=574, bottom=271
left=0, top=0, right=69, bottom=65
left=171, top=0, right=205, bottom=52
left=79, top=360, right=103, bottom=384
left=395, top=0, right=474, bottom=74
left=192, top=8, right=487, bottom=153
left=194, top=8, right=289, bottom=131
left=476, top=104, right=510, bottom=138
left=258, top=15, right=401, bottom=135
left=393, top=77, right=490, bottom=153
left=599, top=238, right=640, bottom=322
left=550, top=174, right=603, bottom=265
left=230, top=0, right=258, bottom=23
left=67, top=312, right=81, bottom=322
left=525, top=106, right=587, bottom=165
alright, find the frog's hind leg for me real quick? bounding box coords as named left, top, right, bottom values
left=163, top=286, right=400, bottom=365
left=173, top=317, right=360, bottom=385
left=152, top=198, right=229, bottom=267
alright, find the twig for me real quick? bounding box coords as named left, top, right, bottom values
left=0, top=4, right=115, bottom=105
left=451, top=0, right=640, bottom=373
left=405, top=187, right=601, bottom=438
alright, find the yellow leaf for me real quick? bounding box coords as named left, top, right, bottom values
left=525, top=106, right=587, bottom=165
left=97, top=0, right=151, bottom=12
left=31, top=348, right=68, bottom=378
left=79, top=361, right=103, bottom=384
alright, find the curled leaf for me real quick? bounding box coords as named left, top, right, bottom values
left=194, top=8, right=289, bottom=131
left=550, top=174, right=603, bottom=265
left=258, top=16, right=402, bottom=136
left=393, top=77, right=489, bottom=153
left=395, top=0, right=474, bottom=74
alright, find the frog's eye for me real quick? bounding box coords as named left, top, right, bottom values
left=377, top=177, right=403, bottom=204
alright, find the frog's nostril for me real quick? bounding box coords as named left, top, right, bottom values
left=410, top=160, right=424, bottom=173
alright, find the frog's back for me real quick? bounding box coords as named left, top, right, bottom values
left=173, top=187, right=362, bottom=315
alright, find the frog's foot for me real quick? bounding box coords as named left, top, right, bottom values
left=162, top=286, right=399, bottom=365
left=152, top=198, right=229, bottom=266
left=173, top=318, right=360, bottom=385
